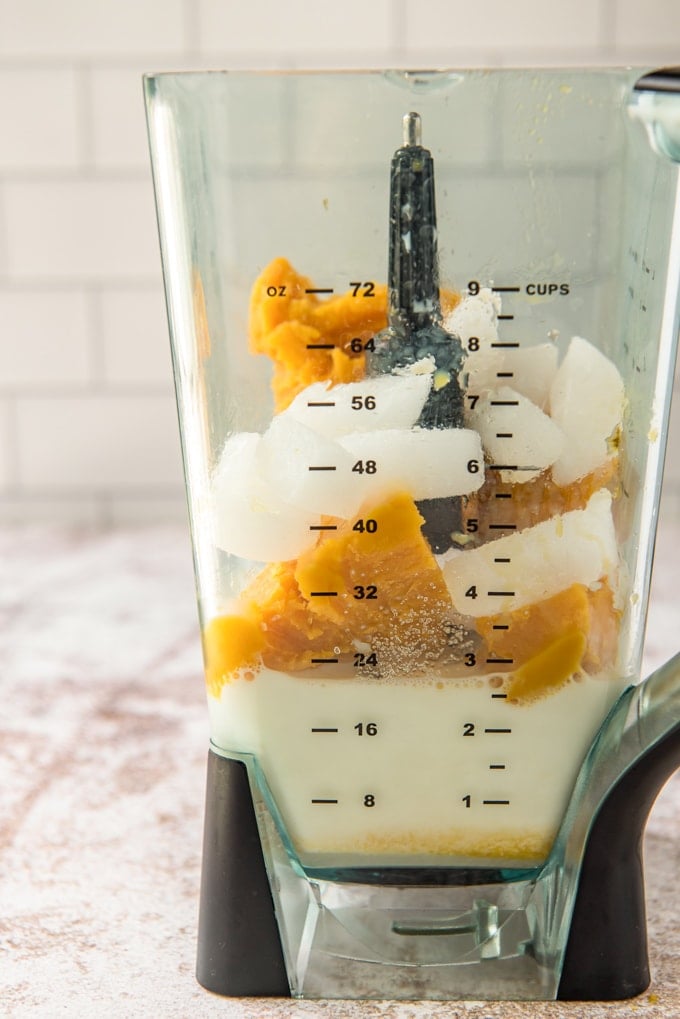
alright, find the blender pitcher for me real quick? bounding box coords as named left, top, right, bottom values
left=144, top=68, right=680, bottom=1001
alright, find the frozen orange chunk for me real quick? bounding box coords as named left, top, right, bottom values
left=467, top=458, right=620, bottom=541
left=295, top=492, right=465, bottom=674
left=249, top=258, right=388, bottom=411
left=202, top=613, right=265, bottom=697
left=507, top=629, right=587, bottom=702
left=249, top=257, right=461, bottom=411
left=477, top=581, right=620, bottom=701
left=242, top=560, right=352, bottom=673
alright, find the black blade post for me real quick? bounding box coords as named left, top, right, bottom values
left=367, top=113, right=466, bottom=552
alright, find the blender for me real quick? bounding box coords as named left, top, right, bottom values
left=144, top=67, right=680, bottom=1001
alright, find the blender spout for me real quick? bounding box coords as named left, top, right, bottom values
left=551, top=653, right=680, bottom=999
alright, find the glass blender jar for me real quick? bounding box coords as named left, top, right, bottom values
left=144, top=67, right=680, bottom=1001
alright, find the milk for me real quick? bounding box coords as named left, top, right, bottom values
left=208, top=666, right=627, bottom=869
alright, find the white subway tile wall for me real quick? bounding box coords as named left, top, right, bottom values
left=0, top=0, right=678, bottom=525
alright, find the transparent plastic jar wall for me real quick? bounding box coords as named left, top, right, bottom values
left=145, top=69, right=680, bottom=1000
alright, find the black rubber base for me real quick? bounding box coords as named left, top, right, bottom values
left=196, top=752, right=289, bottom=997
left=558, top=723, right=680, bottom=1000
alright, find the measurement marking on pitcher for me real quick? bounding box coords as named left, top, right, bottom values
left=490, top=399, right=520, bottom=406
left=309, top=524, right=338, bottom=531
left=496, top=432, right=513, bottom=438
left=305, top=288, right=334, bottom=295
left=492, top=624, right=509, bottom=631
left=311, top=798, right=339, bottom=804
left=307, top=400, right=336, bottom=407
left=483, top=799, right=511, bottom=805
left=489, top=523, right=517, bottom=531
left=310, top=658, right=339, bottom=664
left=486, top=657, right=514, bottom=665
left=485, top=728, right=512, bottom=734
left=496, top=371, right=514, bottom=379
left=495, top=493, right=512, bottom=499
left=306, top=343, right=335, bottom=350
left=308, top=465, right=337, bottom=471
left=310, top=591, right=338, bottom=597
left=493, top=286, right=521, bottom=293
left=491, top=693, right=508, bottom=699
left=491, top=342, right=520, bottom=349
left=498, top=314, right=515, bottom=321
left=489, top=763, right=507, bottom=769
left=311, top=727, right=339, bottom=733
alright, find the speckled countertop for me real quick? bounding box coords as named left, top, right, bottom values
left=1, top=518, right=679, bottom=1018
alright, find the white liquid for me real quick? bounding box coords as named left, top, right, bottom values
left=208, top=667, right=627, bottom=869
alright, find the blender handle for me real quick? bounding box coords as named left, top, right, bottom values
left=558, top=652, right=680, bottom=999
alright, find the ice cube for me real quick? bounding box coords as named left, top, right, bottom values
left=211, top=432, right=318, bottom=562
left=447, top=288, right=504, bottom=397
left=338, top=427, right=485, bottom=502
left=283, top=371, right=432, bottom=437
left=468, top=386, right=565, bottom=483
left=445, top=288, right=501, bottom=349
left=550, top=336, right=624, bottom=486
left=257, top=416, right=363, bottom=518
left=441, top=489, right=618, bottom=615
left=502, top=343, right=559, bottom=410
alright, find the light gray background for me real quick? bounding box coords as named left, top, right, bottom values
left=0, top=0, right=679, bottom=527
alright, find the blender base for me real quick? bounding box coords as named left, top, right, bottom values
left=196, top=751, right=289, bottom=997
left=198, top=703, right=680, bottom=1001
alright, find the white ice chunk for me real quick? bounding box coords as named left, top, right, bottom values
left=283, top=371, right=432, bottom=437
left=441, top=489, right=618, bottom=616
left=502, top=343, right=559, bottom=410
left=468, top=386, right=565, bottom=483
left=211, top=432, right=318, bottom=562
left=257, top=416, right=362, bottom=518
left=446, top=288, right=503, bottom=395
left=445, top=287, right=501, bottom=348
left=550, top=336, right=624, bottom=486
left=338, top=428, right=485, bottom=502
